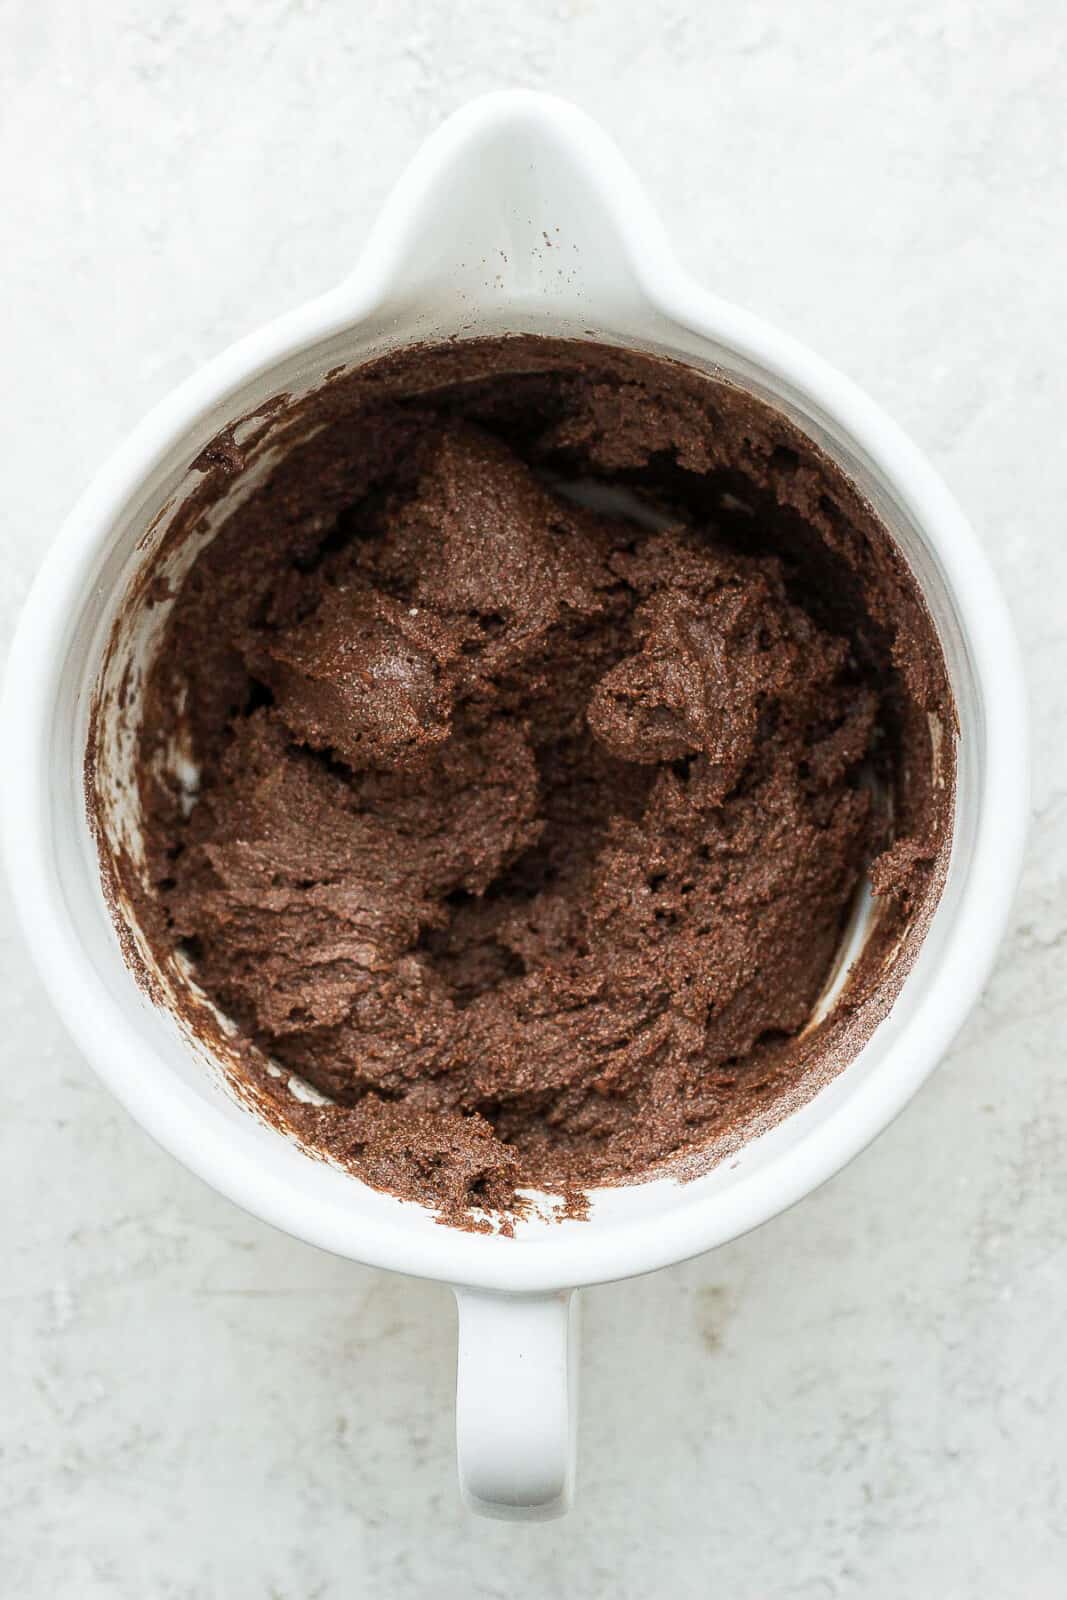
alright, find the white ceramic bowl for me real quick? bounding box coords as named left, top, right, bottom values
left=2, top=91, right=1027, bottom=1519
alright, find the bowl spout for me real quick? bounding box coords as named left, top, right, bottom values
left=345, top=90, right=678, bottom=327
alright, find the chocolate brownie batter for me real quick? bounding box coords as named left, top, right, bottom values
left=117, top=337, right=954, bottom=1226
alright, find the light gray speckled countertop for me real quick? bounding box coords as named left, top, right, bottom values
left=4, top=4, right=1065, bottom=1595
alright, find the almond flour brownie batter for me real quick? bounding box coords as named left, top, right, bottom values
left=128, top=337, right=954, bottom=1225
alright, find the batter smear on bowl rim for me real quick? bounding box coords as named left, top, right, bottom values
left=110, top=336, right=955, bottom=1228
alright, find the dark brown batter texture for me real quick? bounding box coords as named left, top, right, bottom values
left=124, top=337, right=954, bottom=1225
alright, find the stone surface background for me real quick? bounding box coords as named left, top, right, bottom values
left=3, top=3, right=1064, bottom=1594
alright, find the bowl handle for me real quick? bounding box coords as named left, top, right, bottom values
left=453, top=1286, right=579, bottom=1520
